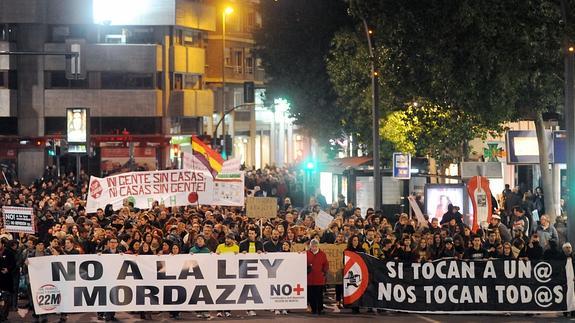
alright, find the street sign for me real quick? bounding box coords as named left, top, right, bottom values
left=392, top=152, right=411, bottom=179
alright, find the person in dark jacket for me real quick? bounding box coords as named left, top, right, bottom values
left=306, top=239, right=328, bottom=315
left=0, top=239, right=15, bottom=321
left=439, top=237, right=457, bottom=259
left=543, top=240, right=562, bottom=260
left=346, top=235, right=363, bottom=253
left=394, top=236, right=418, bottom=263
left=263, top=229, right=283, bottom=253
left=440, top=205, right=463, bottom=225
left=505, top=187, right=523, bottom=225
left=239, top=228, right=264, bottom=254
left=525, top=234, right=544, bottom=260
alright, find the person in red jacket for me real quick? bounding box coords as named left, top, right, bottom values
left=306, top=239, right=329, bottom=315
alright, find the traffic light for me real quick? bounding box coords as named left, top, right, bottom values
left=47, top=143, right=56, bottom=157
left=303, top=159, right=316, bottom=171
left=219, top=135, right=233, bottom=159
left=306, top=161, right=315, bottom=170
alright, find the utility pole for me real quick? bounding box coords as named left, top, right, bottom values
left=560, top=0, right=575, bottom=244
left=361, top=20, right=381, bottom=210
left=565, top=46, right=574, bottom=244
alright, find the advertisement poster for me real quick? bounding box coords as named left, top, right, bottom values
left=425, top=184, right=468, bottom=222
left=101, top=147, right=157, bottom=176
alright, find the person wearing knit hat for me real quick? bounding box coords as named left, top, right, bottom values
left=65, top=216, right=75, bottom=225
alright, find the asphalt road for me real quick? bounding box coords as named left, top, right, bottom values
left=6, top=308, right=575, bottom=323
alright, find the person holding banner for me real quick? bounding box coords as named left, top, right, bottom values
left=239, top=228, right=263, bottom=317
left=188, top=235, right=213, bottom=319
left=464, top=235, right=489, bottom=260
left=0, top=239, right=15, bottom=322
left=307, top=239, right=328, bottom=315
left=214, top=233, right=238, bottom=318
left=26, top=241, right=49, bottom=323
left=99, top=237, right=121, bottom=321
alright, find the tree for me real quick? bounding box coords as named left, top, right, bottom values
left=381, top=102, right=497, bottom=166
left=326, top=29, right=498, bottom=165
left=345, top=0, right=575, bottom=221
left=254, top=0, right=354, bottom=150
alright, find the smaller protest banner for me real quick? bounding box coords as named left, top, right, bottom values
left=291, top=243, right=306, bottom=253
left=315, top=210, right=334, bottom=230
left=322, top=244, right=346, bottom=284
left=246, top=197, right=277, bottom=219
left=291, top=243, right=345, bottom=284
left=2, top=206, right=35, bottom=234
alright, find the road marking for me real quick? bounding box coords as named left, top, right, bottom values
left=415, top=314, right=441, bottom=323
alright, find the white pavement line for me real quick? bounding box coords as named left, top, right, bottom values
left=414, top=314, right=441, bottom=323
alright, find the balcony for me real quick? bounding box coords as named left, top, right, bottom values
left=0, top=89, right=16, bottom=117
left=172, top=46, right=205, bottom=74
left=44, top=89, right=162, bottom=117
left=44, top=43, right=162, bottom=73
left=169, top=89, right=214, bottom=117
left=175, top=0, right=216, bottom=31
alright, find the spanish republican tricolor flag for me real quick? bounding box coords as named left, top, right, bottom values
left=191, top=136, right=223, bottom=178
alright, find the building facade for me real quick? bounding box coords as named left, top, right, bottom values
left=0, top=0, right=218, bottom=183
left=0, top=0, right=313, bottom=184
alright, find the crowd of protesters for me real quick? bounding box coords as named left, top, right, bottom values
left=0, top=164, right=569, bottom=321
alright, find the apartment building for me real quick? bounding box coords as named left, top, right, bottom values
left=0, top=0, right=216, bottom=183
left=203, top=0, right=309, bottom=168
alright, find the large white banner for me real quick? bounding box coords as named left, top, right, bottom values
left=86, top=169, right=244, bottom=213
left=29, top=253, right=307, bottom=314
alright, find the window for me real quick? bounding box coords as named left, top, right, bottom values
left=49, top=25, right=88, bottom=43
left=224, top=48, right=232, bottom=66
left=174, top=29, right=202, bottom=47
left=184, top=74, right=201, bottom=90
left=175, top=29, right=183, bottom=46
left=45, top=71, right=88, bottom=89
left=234, top=49, right=243, bottom=73
left=100, top=72, right=154, bottom=89
left=226, top=14, right=241, bottom=33
left=246, top=12, right=256, bottom=29
left=0, top=24, right=16, bottom=42
left=246, top=50, right=254, bottom=74
left=173, top=74, right=183, bottom=90
left=50, top=26, right=70, bottom=43
left=0, top=71, right=14, bottom=89
left=127, top=27, right=155, bottom=44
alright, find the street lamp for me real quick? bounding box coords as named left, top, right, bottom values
left=221, top=6, right=233, bottom=159
left=362, top=22, right=381, bottom=210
